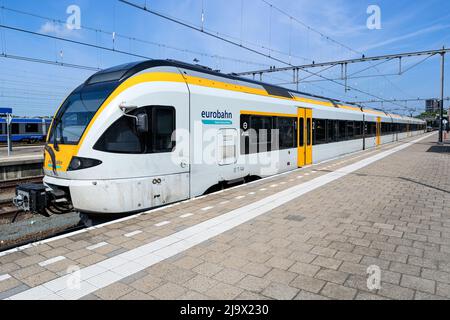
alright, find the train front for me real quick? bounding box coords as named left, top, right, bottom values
left=13, top=61, right=169, bottom=216
left=43, top=77, right=120, bottom=215
left=12, top=71, right=122, bottom=216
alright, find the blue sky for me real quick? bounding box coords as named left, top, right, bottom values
left=0, top=0, right=449, bottom=116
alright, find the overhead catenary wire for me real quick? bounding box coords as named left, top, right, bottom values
left=0, top=5, right=269, bottom=68
left=0, top=52, right=101, bottom=71
left=260, top=0, right=360, bottom=57
left=258, top=0, right=423, bottom=104
left=118, top=0, right=311, bottom=64
left=0, top=24, right=154, bottom=60
left=118, top=0, right=409, bottom=111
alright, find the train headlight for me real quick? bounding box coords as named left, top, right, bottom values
left=68, top=157, right=102, bottom=171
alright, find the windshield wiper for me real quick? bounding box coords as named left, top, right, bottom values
left=52, top=118, right=60, bottom=151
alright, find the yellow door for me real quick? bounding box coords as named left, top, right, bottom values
left=305, top=109, right=313, bottom=165
left=376, top=117, right=381, bottom=146
left=297, top=108, right=312, bottom=167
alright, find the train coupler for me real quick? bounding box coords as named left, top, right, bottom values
left=13, top=183, right=48, bottom=214
left=13, top=183, right=73, bottom=217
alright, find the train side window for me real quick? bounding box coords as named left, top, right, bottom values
left=354, top=121, right=361, bottom=139
left=250, top=116, right=272, bottom=153
left=299, top=118, right=304, bottom=147
left=25, top=123, right=39, bottom=133
left=347, top=121, right=354, bottom=139
left=12, top=123, right=19, bottom=134
left=381, top=123, right=387, bottom=135
left=366, top=122, right=374, bottom=137
left=151, top=106, right=176, bottom=153
left=313, top=119, right=326, bottom=145
left=327, top=120, right=337, bottom=142
left=240, top=115, right=251, bottom=155
left=338, top=120, right=346, bottom=141
left=276, top=117, right=296, bottom=150
left=307, top=118, right=311, bottom=145
left=0, top=124, right=3, bottom=134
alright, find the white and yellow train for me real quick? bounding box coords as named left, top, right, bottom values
left=16, top=60, right=426, bottom=215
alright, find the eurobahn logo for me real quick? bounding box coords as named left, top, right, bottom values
left=201, top=109, right=233, bottom=125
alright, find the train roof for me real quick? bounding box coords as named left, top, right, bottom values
left=86, top=59, right=425, bottom=123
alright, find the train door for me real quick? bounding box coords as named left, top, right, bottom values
left=147, top=101, right=190, bottom=207
left=376, top=117, right=381, bottom=146
left=297, top=108, right=312, bottom=167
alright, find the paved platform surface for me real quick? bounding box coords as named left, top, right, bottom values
left=1, top=133, right=449, bottom=300
left=0, top=146, right=44, bottom=165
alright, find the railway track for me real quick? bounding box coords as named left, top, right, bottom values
left=0, top=176, right=44, bottom=230
left=0, top=176, right=44, bottom=210
left=0, top=176, right=117, bottom=252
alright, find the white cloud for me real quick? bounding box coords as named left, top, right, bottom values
left=359, top=24, right=450, bottom=52
left=38, top=21, right=81, bottom=38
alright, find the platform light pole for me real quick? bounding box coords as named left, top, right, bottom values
left=439, top=49, right=445, bottom=144
left=6, top=113, right=12, bottom=156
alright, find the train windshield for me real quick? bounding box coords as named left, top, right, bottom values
left=49, top=81, right=118, bottom=145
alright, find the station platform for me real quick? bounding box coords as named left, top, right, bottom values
left=0, top=146, right=44, bottom=165
left=0, top=133, right=449, bottom=300
left=0, top=146, right=44, bottom=181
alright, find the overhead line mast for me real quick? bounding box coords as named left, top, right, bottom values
left=234, top=48, right=450, bottom=76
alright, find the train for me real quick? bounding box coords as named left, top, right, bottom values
left=0, top=118, right=52, bottom=143
left=14, top=60, right=426, bottom=216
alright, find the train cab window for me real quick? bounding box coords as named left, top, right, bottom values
left=313, top=119, right=326, bottom=145
left=151, top=107, right=176, bottom=153
left=94, top=116, right=144, bottom=154
left=25, top=123, right=39, bottom=133
left=94, top=106, right=176, bottom=154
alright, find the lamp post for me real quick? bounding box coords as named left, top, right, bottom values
left=6, top=113, right=12, bottom=156
left=439, top=50, right=445, bottom=143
